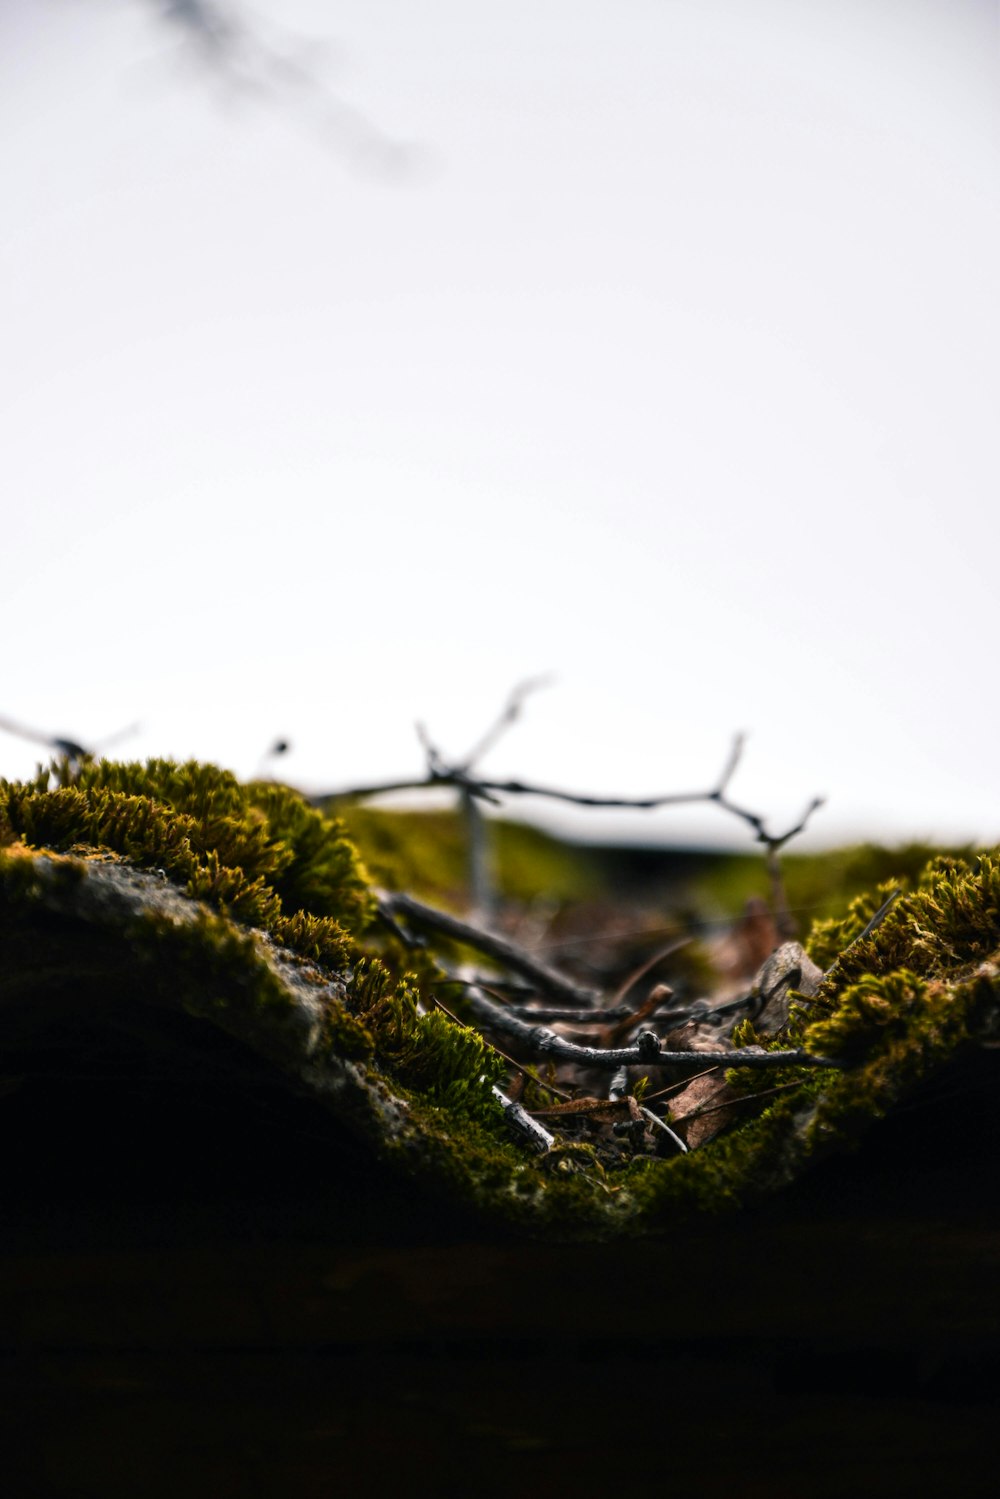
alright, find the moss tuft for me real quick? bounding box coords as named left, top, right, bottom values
left=0, top=760, right=372, bottom=965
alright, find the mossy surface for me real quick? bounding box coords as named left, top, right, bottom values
left=1, top=759, right=997, bottom=1239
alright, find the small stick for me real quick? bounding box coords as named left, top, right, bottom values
left=639, top=1105, right=688, bottom=1154
left=456, top=676, right=553, bottom=773
left=380, top=890, right=601, bottom=1007
left=490, top=1083, right=555, bottom=1153
left=824, top=889, right=903, bottom=979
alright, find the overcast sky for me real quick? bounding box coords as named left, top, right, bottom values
left=1, top=0, right=997, bottom=849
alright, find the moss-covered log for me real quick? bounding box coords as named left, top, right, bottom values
left=1, top=759, right=998, bottom=1239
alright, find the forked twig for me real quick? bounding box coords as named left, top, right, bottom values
left=314, top=730, right=825, bottom=859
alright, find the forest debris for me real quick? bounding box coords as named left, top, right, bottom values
left=491, top=1084, right=555, bottom=1153
left=751, top=941, right=825, bottom=1033
left=713, top=896, right=780, bottom=985
left=666, top=1072, right=737, bottom=1150
left=466, top=983, right=836, bottom=1071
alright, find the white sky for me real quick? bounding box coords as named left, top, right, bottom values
left=1, top=0, right=997, bottom=849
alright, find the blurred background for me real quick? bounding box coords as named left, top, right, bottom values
left=1, top=0, right=997, bottom=851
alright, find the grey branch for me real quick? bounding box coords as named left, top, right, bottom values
left=465, top=987, right=839, bottom=1073
left=152, top=0, right=415, bottom=177
left=377, top=891, right=601, bottom=1007
left=507, top=998, right=687, bottom=1025
left=823, top=888, right=903, bottom=979
left=314, top=732, right=824, bottom=852
left=455, top=676, right=553, bottom=774
left=491, top=1083, right=555, bottom=1153
left=640, top=1105, right=689, bottom=1154
left=0, top=712, right=140, bottom=764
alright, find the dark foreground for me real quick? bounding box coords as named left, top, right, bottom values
left=2, top=1055, right=998, bottom=1498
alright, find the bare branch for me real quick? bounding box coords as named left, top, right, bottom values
left=715, top=732, right=746, bottom=797
left=0, top=713, right=140, bottom=765
left=639, top=1105, right=689, bottom=1153
left=151, top=0, right=415, bottom=177
left=458, top=676, right=553, bottom=773
left=0, top=712, right=91, bottom=761
left=313, top=734, right=825, bottom=861
left=431, top=996, right=572, bottom=1101
left=670, top=1078, right=806, bottom=1126
left=465, top=987, right=839, bottom=1073
left=507, top=997, right=685, bottom=1025
left=712, top=790, right=826, bottom=853
left=379, top=891, right=601, bottom=1007
left=644, top=1066, right=723, bottom=1104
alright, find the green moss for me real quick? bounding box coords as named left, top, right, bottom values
left=690, top=840, right=977, bottom=934
left=0, top=760, right=371, bottom=967
left=334, top=803, right=602, bottom=907
left=629, top=852, right=1000, bottom=1220
left=2, top=756, right=998, bottom=1239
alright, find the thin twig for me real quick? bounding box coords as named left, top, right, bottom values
left=378, top=890, right=601, bottom=1007
left=516, top=989, right=760, bottom=1033
left=715, top=731, right=747, bottom=796
left=609, top=936, right=692, bottom=1007
left=639, top=1105, right=689, bottom=1153
left=490, top=1084, right=555, bottom=1153
left=457, top=676, right=553, bottom=773
left=644, top=1066, right=722, bottom=1103
left=0, top=712, right=140, bottom=763
left=507, top=998, right=685, bottom=1025
left=823, top=889, right=903, bottom=979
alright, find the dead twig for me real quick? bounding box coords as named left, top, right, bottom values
left=466, top=986, right=839, bottom=1073
left=507, top=996, right=684, bottom=1025
left=0, top=712, right=140, bottom=765
left=823, top=889, right=903, bottom=979
left=453, top=676, right=553, bottom=775
left=379, top=890, right=601, bottom=1007
left=491, top=1083, right=555, bottom=1153
left=313, top=731, right=824, bottom=860
left=644, top=1066, right=723, bottom=1103
left=638, top=1106, right=689, bottom=1152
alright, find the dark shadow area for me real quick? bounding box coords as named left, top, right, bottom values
left=3, top=917, right=999, bottom=1493
left=1, top=1007, right=475, bottom=1256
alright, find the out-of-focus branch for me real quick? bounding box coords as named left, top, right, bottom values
left=0, top=713, right=90, bottom=762
left=378, top=890, right=601, bottom=1007
left=0, top=713, right=140, bottom=765
left=313, top=731, right=825, bottom=864
left=454, top=676, right=553, bottom=774
left=148, top=0, right=415, bottom=177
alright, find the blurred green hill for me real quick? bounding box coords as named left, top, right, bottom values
left=338, top=801, right=973, bottom=937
